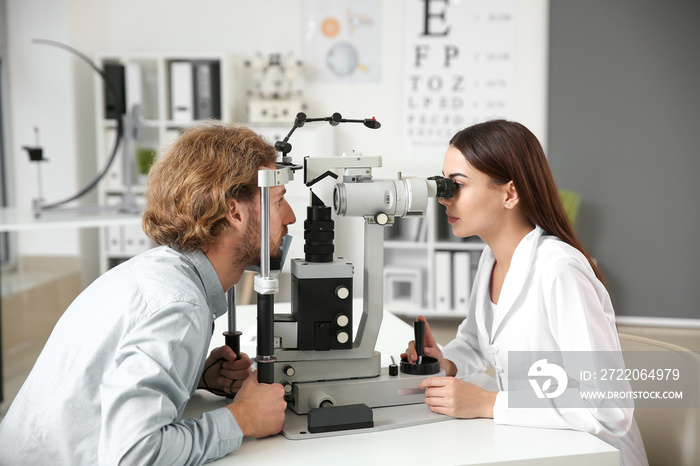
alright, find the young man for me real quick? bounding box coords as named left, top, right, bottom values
left=0, top=123, right=296, bottom=464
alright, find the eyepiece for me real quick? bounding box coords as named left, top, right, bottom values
left=428, top=176, right=455, bottom=199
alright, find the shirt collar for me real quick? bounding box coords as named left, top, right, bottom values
left=184, top=248, right=228, bottom=319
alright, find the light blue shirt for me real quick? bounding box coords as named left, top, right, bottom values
left=0, top=246, right=243, bottom=465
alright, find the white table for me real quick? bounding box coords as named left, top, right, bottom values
left=185, top=301, right=620, bottom=466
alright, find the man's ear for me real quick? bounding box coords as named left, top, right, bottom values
left=226, top=198, right=245, bottom=230
left=504, top=181, right=520, bottom=208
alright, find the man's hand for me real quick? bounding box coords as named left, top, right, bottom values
left=419, top=376, right=497, bottom=419
left=401, top=315, right=457, bottom=376
left=228, top=372, right=286, bottom=438
left=198, top=346, right=252, bottom=395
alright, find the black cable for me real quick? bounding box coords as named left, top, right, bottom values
left=201, top=357, right=236, bottom=397
left=31, top=39, right=124, bottom=210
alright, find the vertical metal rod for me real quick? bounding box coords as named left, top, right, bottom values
left=122, top=111, right=133, bottom=193
left=227, top=286, right=236, bottom=332
left=34, top=127, right=44, bottom=201
left=36, top=165, right=44, bottom=201
left=121, top=108, right=138, bottom=212
left=260, top=186, right=271, bottom=278
left=224, top=286, right=241, bottom=362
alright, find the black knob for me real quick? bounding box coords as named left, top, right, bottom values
left=389, top=364, right=399, bottom=376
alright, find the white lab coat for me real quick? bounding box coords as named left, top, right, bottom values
left=442, top=226, right=648, bottom=466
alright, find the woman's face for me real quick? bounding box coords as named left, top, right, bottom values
left=439, top=146, right=509, bottom=239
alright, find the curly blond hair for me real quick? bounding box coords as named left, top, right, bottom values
left=142, top=122, right=276, bottom=251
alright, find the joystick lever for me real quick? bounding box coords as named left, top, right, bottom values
left=414, top=320, right=425, bottom=365
left=400, top=320, right=440, bottom=375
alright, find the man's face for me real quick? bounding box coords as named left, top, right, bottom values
left=268, top=185, right=296, bottom=259
left=239, top=184, right=296, bottom=266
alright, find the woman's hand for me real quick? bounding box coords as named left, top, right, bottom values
left=401, top=315, right=457, bottom=375
left=419, top=376, right=497, bottom=419
left=199, top=345, right=252, bottom=395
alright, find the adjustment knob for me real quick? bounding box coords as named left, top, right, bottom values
left=336, top=314, right=349, bottom=327
left=336, top=331, right=349, bottom=344
left=374, top=212, right=389, bottom=225
left=335, top=286, right=350, bottom=300
left=283, top=365, right=296, bottom=377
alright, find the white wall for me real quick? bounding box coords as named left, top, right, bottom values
left=7, top=0, right=81, bottom=256
left=5, top=0, right=548, bottom=286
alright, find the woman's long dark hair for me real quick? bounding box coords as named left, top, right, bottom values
left=450, top=120, right=605, bottom=286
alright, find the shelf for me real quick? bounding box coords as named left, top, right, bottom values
left=103, top=186, right=146, bottom=196
left=0, top=207, right=142, bottom=232
left=100, top=119, right=161, bottom=128
left=434, top=241, right=487, bottom=252
left=384, top=241, right=429, bottom=250
left=388, top=308, right=467, bottom=319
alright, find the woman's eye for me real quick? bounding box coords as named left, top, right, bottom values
left=454, top=182, right=464, bottom=190
left=276, top=198, right=284, bottom=206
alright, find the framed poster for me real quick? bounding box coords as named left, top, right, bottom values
left=305, top=0, right=382, bottom=82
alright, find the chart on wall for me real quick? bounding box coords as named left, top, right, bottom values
left=304, top=0, right=381, bottom=82
left=403, top=0, right=517, bottom=156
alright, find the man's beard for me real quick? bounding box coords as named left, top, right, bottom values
left=236, top=213, right=286, bottom=268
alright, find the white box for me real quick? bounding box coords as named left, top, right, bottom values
left=384, top=267, right=424, bottom=309
left=248, top=98, right=304, bottom=124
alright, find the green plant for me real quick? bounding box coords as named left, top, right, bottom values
left=136, top=148, right=156, bottom=175
left=559, top=189, right=582, bottom=227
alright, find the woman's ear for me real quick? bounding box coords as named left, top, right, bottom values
left=504, top=181, right=520, bottom=208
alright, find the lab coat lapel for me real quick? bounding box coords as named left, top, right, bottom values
left=490, top=226, right=543, bottom=341
left=474, top=250, right=496, bottom=344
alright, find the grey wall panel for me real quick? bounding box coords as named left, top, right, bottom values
left=548, top=0, right=700, bottom=318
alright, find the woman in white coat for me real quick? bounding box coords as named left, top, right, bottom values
left=403, top=120, right=648, bottom=466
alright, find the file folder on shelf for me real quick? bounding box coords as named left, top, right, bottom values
left=434, top=251, right=452, bottom=311
left=193, top=60, right=221, bottom=119
left=170, top=61, right=194, bottom=122
left=453, top=251, right=471, bottom=313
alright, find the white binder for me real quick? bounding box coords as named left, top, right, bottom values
left=453, top=251, right=471, bottom=313
left=435, top=251, right=452, bottom=311
left=170, top=61, right=194, bottom=121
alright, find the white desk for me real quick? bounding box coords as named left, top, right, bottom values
left=185, top=302, right=620, bottom=466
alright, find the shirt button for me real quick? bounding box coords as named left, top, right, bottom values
left=212, top=313, right=216, bottom=320
left=490, top=345, right=500, bottom=354
left=494, top=365, right=504, bottom=373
